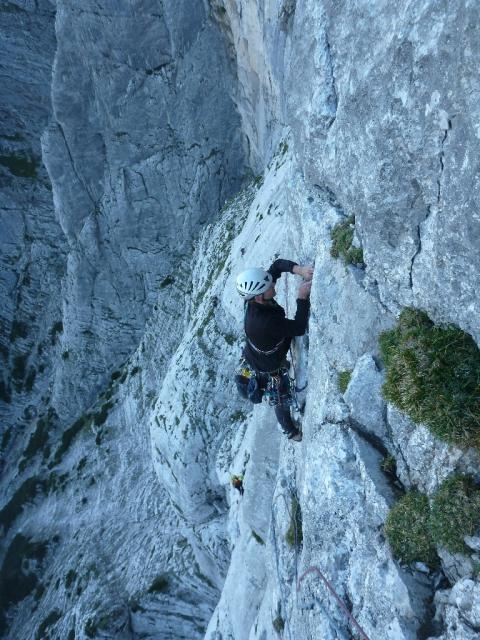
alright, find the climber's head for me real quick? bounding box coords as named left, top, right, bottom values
left=236, top=268, right=273, bottom=301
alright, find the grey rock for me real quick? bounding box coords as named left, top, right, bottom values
left=465, top=537, right=480, bottom=553
left=386, top=406, right=480, bottom=494
left=438, top=548, right=476, bottom=583
left=344, top=354, right=388, bottom=442
left=2, top=1, right=480, bottom=639
left=430, top=580, right=480, bottom=640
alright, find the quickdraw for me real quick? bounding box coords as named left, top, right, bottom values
left=264, top=370, right=297, bottom=408
left=236, top=359, right=300, bottom=409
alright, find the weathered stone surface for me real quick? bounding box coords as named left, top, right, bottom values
left=344, top=354, right=388, bottom=442
left=387, top=406, right=480, bottom=494
left=430, top=580, right=480, bottom=640
left=286, top=0, right=480, bottom=343
left=2, top=1, right=480, bottom=639
left=437, top=548, right=478, bottom=584
left=42, top=0, right=248, bottom=421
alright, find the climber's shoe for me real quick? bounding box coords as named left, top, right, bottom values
left=287, top=429, right=302, bottom=442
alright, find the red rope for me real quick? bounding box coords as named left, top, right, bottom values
left=297, top=566, right=371, bottom=640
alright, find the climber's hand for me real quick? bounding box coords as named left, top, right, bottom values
left=294, top=265, right=314, bottom=280
left=298, top=280, right=312, bottom=299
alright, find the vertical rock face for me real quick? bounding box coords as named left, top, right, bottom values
left=42, top=0, right=247, bottom=420
left=286, top=0, right=480, bottom=341
left=0, top=0, right=62, bottom=437
left=1, top=1, right=479, bottom=640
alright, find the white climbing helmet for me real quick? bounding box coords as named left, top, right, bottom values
left=236, top=268, right=273, bottom=299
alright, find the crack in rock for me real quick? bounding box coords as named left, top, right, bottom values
left=57, top=122, right=98, bottom=209
left=409, top=117, right=452, bottom=289
left=324, top=29, right=338, bottom=129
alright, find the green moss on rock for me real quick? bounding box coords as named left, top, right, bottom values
left=379, top=308, right=480, bottom=449
left=338, top=370, right=352, bottom=393
left=430, top=475, right=480, bottom=554
left=385, top=492, right=438, bottom=567
left=285, top=496, right=303, bottom=547
left=330, top=216, right=364, bottom=266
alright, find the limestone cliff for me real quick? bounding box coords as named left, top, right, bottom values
left=1, top=1, right=479, bottom=640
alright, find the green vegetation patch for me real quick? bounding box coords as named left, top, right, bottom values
left=380, top=454, right=396, bottom=476
left=379, top=308, right=480, bottom=449
left=65, top=569, right=77, bottom=589
left=230, top=410, right=247, bottom=423
left=272, top=615, right=285, bottom=633
left=0, top=153, right=38, bottom=178
left=0, top=534, right=48, bottom=636
left=330, top=216, right=364, bottom=265
left=1, top=427, right=12, bottom=453
left=52, top=415, right=91, bottom=466
left=159, top=275, right=175, bottom=289
left=285, top=496, right=303, bottom=547
left=251, top=530, right=265, bottom=545
left=0, top=379, right=11, bottom=403
left=35, top=610, right=62, bottom=640
left=148, top=575, right=169, bottom=593
left=337, top=370, right=352, bottom=393
left=50, top=321, right=63, bottom=345
left=0, top=477, right=48, bottom=531
left=10, top=320, right=28, bottom=341
left=25, top=366, right=36, bottom=392
left=430, top=475, right=480, bottom=554
left=19, top=416, right=50, bottom=471
left=385, top=492, right=438, bottom=567
left=93, top=401, right=113, bottom=427
left=84, top=619, right=97, bottom=638
left=12, top=353, right=28, bottom=381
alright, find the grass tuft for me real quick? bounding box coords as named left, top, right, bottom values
left=379, top=308, right=480, bottom=449
left=330, top=216, right=364, bottom=265
left=285, top=496, right=303, bottom=547
left=338, top=370, right=352, bottom=393
left=380, top=454, right=396, bottom=476
left=272, top=615, right=285, bottom=633
left=251, top=530, right=265, bottom=545
left=35, top=610, right=62, bottom=640
left=430, top=475, right=480, bottom=554
left=385, top=492, right=438, bottom=567
left=148, top=575, right=169, bottom=593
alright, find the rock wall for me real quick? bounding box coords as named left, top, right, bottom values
left=1, top=1, right=479, bottom=640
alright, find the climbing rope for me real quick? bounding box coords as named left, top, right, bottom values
left=297, top=566, right=371, bottom=640
left=270, top=468, right=371, bottom=640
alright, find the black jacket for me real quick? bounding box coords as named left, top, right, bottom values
left=243, top=259, right=310, bottom=372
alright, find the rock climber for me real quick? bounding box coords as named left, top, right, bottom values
left=236, top=259, right=313, bottom=442
left=231, top=474, right=244, bottom=496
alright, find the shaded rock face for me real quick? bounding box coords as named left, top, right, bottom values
left=42, top=0, right=248, bottom=419
left=0, top=0, right=64, bottom=437
left=1, top=1, right=480, bottom=640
